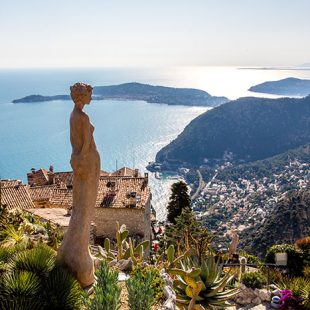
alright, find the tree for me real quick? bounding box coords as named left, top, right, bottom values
left=166, top=181, right=191, bottom=224
left=163, top=207, right=213, bottom=261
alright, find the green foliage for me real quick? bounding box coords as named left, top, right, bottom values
left=156, top=95, right=310, bottom=165
left=0, top=243, right=82, bottom=310
left=131, top=265, right=165, bottom=301
left=98, top=221, right=149, bottom=268
left=43, top=265, right=83, bottom=310
left=265, top=244, right=304, bottom=276
left=280, top=276, right=310, bottom=309
left=0, top=271, right=42, bottom=310
left=238, top=251, right=262, bottom=266
left=126, top=268, right=156, bottom=310
left=167, top=181, right=191, bottom=224
left=170, top=256, right=238, bottom=309
left=9, top=244, right=56, bottom=278
left=83, top=261, right=121, bottom=310
left=241, top=272, right=267, bottom=289
left=163, top=207, right=213, bottom=261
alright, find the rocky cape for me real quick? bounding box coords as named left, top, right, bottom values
left=155, top=95, right=310, bottom=168
left=249, top=77, right=310, bottom=96
left=13, top=82, right=229, bottom=107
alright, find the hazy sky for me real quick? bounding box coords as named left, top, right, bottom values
left=1, top=0, right=309, bottom=68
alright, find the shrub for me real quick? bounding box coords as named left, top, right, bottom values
left=265, top=244, right=304, bottom=276
left=241, top=271, right=267, bottom=289
left=280, top=277, right=310, bottom=309
left=83, top=261, right=121, bottom=310
left=131, top=265, right=165, bottom=301
left=0, top=244, right=83, bottom=310
left=126, top=269, right=156, bottom=310
left=239, top=251, right=262, bottom=266
left=303, top=266, right=310, bottom=278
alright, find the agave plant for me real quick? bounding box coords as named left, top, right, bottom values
left=170, top=256, right=238, bottom=309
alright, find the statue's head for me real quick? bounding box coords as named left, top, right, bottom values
left=70, top=82, right=93, bottom=106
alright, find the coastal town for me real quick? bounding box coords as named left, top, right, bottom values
left=190, top=157, right=310, bottom=243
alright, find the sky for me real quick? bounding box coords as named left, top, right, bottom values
left=0, top=0, right=309, bottom=68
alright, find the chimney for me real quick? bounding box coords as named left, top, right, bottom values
left=49, top=165, right=54, bottom=173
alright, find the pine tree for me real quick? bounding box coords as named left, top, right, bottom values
left=166, top=181, right=191, bottom=224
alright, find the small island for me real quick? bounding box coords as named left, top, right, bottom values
left=249, top=77, right=310, bottom=96
left=13, top=82, right=229, bottom=107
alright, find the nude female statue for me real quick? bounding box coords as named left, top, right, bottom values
left=57, top=82, right=100, bottom=287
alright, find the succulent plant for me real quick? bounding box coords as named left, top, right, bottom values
left=97, top=221, right=150, bottom=267
left=169, top=256, right=238, bottom=309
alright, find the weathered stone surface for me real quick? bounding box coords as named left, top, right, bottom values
left=57, top=82, right=100, bottom=288
left=252, top=297, right=262, bottom=305
left=160, top=269, right=176, bottom=310
left=258, top=289, right=271, bottom=302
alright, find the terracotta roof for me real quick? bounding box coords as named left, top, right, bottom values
left=1, top=179, right=23, bottom=188
left=96, top=176, right=150, bottom=209
left=50, top=188, right=73, bottom=208
left=1, top=184, right=35, bottom=210
left=111, top=167, right=140, bottom=177
left=53, top=172, right=73, bottom=186
left=29, top=185, right=57, bottom=201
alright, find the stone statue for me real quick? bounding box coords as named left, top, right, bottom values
left=228, top=230, right=239, bottom=257
left=57, top=82, right=100, bottom=288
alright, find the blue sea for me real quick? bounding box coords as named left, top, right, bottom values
left=1, top=66, right=310, bottom=220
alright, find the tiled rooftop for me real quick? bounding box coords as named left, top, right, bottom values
left=1, top=167, right=149, bottom=211
left=1, top=184, right=35, bottom=210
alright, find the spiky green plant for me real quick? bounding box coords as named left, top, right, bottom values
left=8, top=244, right=56, bottom=278
left=170, top=256, right=238, bottom=309
left=83, top=261, right=121, bottom=310
left=42, top=265, right=83, bottom=310
left=0, top=243, right=83, bottom=310
left=0, top=271, right=42, bottom=310
left=126, top=269, right=156, bottom=310
left=97, top=221, right=150, bottom=267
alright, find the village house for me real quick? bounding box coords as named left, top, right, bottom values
left=1, top=166, right=152, bottom=242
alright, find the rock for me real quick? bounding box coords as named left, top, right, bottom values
left=272, top=288, right=281, bottom=296
left=116, top=259, right=132, bottom=271
left=160, top=269, right=176, bottom=310
left=258, top=289, right=271, bottom=301
left=118, top=272, right=129, bottom=281
left=252, top=296, right=262, bottom=305
left=236, top=297, right=252, bottom=305
left=269, top=284, right=279, bottom=290
left=93, top=257, right=104, bottom=270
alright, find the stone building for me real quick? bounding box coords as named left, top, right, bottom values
left=1, top=166, right=152, bottom=241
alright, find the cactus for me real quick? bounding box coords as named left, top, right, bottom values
left=97, top=222, right=150, bottom=267
left=169, top=256, right=238, bottom=309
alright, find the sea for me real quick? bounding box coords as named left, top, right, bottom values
left=1, top=66, right=310, bottom=220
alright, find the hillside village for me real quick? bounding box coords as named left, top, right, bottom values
left=192, top=157, right=310, bottom=248
left=1, top=166, right=152, bottom=243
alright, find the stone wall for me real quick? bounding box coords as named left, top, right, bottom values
left=94, top=207, right=147, bottom=239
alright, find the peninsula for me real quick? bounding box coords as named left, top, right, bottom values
left=249, top=77, right=310, bottom=96
left=13, top=82, right=229, bottom=107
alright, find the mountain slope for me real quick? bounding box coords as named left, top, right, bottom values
left=241, top=189, right=310, bottom=257
left=156, top=96, right=310, bottom=166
